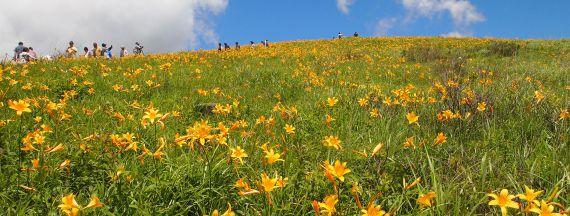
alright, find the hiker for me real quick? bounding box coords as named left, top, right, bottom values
left=235, top=42, right=240, bottom=50
left=19, top=47, right=33, bottom=63
left=250, top=41, right=255, bottom=46
left=264, top=39, right=269, bottom=47
left=224, top=43, right=230, bottom=50
left=134, top=42, right=144, bottom=55
left=120, top=46, right=128, bottom=57
left=354, top=32, right=359, bottom=37
left=28, top=47, right=38, bottom=60
left=101, top=43, right=113, bottom=59
left=66, top=41, right=78, bottom=57
left=83, top=47, right=90, bottom=58
left=338, top=32, right=343, bottom=39
left=92, top=43, right=101, bottom=57
left=13, top=42, right=25, bottom=60
left=218, top=43, right=222, bottom=51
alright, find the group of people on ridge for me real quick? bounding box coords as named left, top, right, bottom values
left=12, top=42, right=38, bottom=63
left=9, top=41, right=145, bottom=64
left=218, top=39, right=269, bottom=51
left=65, top=41, right=144, bottom=59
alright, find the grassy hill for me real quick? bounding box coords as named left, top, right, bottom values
left=1, top=37, right=568, bottom=215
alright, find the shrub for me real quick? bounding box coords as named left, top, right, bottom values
left=487, top=41, right=521, bottom=57
left=401, top=46, right=447, bottom=62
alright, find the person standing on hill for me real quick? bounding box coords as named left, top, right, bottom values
left=28, top=47, right=37, bottom=60
left=353, top=32, right=359, bottom=37
left=101, top=43, right=113, bottom=59
left=338, top=32, right=343, bottom=39
left=19, top=47, right=34, bottom=63
left=134, top=42, right=144, bottom=55
left=83, top=47, right=90, bottom=58
left=218, top=43, right=222, bottom=51
left=92, top=43, right=101, bottom=57
left=66, top=41, right=78, bottom=57
left=120, top=46, right=128, bottom=57
left=235, top=42, right=240, bottom=50
left=13, top=42, right=25, bottom=60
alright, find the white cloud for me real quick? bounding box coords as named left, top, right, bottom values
left=337, top=0, right=356, bottom=14
left=442, top=31, right=466, bottom=37
left=400, top=0, right=484, bottom=27
left=0, top=0, right=228, bottom=56
left=374, top=18, right=398, bottom=36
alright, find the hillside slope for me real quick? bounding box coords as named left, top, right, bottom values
left=1, top=37, right=568, bottom=215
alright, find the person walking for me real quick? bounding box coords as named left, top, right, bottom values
left=13, top=42, right=25, bottom=61
left=66, top=41, right=78, bottom=58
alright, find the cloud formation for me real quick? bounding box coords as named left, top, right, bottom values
left=400, top=0, right=484, bottom=27
left=374, top=18, right=398, bottom=36
left=372, top=0, right=484, bottom=36
left=336, top=0, right=356, bottom=14
left=0, top=0, right=228, bottom=56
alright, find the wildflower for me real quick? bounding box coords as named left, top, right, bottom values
left=406, top=112, right=419, bottom=125
left=322, top=136, right=342, bottom=149
left=371, top=143, right=384, bottom=157
left=59, top=159, right=71, bottom=170
left=488, top=189, right=519, bottom=216
left=211, top=204, right=235, bottom=216
left=191, top=120, right=214, bottom=145
left=58, top=194, right=81, bottom=216
left=284, top=124, right=296, bottom=134
left=230, top=146, right=248, bottom=163
left=477, top=102, right=487, bottom=112
left=264, top=148, right=284, bottom=165
left=260, top=173, right=279, bottom=193
left=417, top=191, right=437, bottom=208
left=530, top=200, right=561, bottom=216
left=559, top=109, right=568, bottom=120
left=534, top=91, right=545, bottom=103
left=85, top=196, right=103, bottom=209
left=142, top=107, right=162, bottom=124
left=327, top=97, right=338, bottom=107
left=517, top=186, right=543, bottom=203
left=358, top=98, right=368, bottom=107
left=404, top=177, right=421, bottom=190
left=434, top=133, right=447, bottom=145
left=403, top=136, right=415, bottom=149
left=46, top=144, right=65, bottom=153
left=324, top=160, right=351, bottom=182
left=318, top=195, right=338, bottom=216
left=8, top=100, right=32, bottom=116
left=361, top=203, right=386, bottom=216
left=370, top=108, right=380, bottom=118
left=325, top=114, right=335, bottom=127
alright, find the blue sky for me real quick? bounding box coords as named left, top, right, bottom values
left=210, top=0, right=570, bottom=49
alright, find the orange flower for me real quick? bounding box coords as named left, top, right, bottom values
left=433, top=133, right=447, bottom=145
left=322, top=135, right=342, bottom=149
left=8, top=99, right=32, bottom=116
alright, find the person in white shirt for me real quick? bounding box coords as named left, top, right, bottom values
left=120, top=46, right=128, bottom=57
left=66, top=41, right=78, bottom=58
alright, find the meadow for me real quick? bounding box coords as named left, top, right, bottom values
left=0, top=37, right=568, bottom=215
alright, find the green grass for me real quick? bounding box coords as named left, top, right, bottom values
left=0, top=37, right=568, bottom=215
